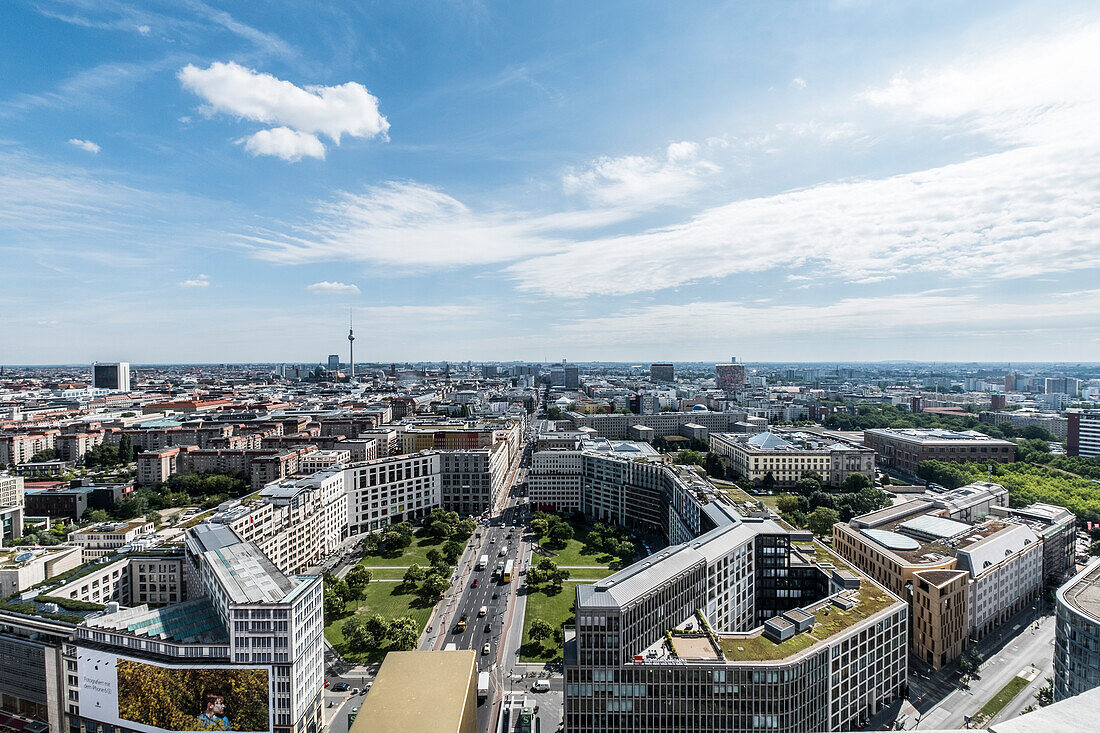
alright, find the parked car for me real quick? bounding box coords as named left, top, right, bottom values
left=532, top=679, right=551, bottom=692
left=332, top=682, right=350, bottom=692
left=482, top=643, right=491, bottom=655
left=323, top=679, right=330, bottom=688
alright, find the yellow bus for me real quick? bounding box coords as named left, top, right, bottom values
left=502, top=559, right=514, bottom=583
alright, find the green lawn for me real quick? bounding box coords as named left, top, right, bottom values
left=973, top=676, right=1030, bottom=725
left=323, top=581, right=434, bottom=664
left=357, top=531, right=446, bottom=568
left=519, top=585, right=576, bottom=662
left=564, top=567, right=615, bottom=580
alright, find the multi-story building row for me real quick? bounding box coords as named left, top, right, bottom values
left=863, top=428, right=1016, bottom=474
left=709, top=431, right=875, bottom=487
left=830, top=490, right=1066, bottom=669
left=979, top=410, right=1069, bottom=440
left=565, top=491, right=908, bottom=732
left=567, top=410, right=748, bottom=439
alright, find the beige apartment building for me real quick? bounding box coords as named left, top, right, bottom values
left=833, top=497, right=1044, bottom=669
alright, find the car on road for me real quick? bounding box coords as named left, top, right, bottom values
left=482, top=643, right=491, bottom=655
left=492, top=592, right=499, bottom=599
left=478, top=605, right=487, bottom=617
left=332, top=682, right=350, bottom=692
left=351, top=688, right=360, bottom=696
left=532, top=679, right=551, bottom=692
left=490, top=537, right=496, bottom=543
left=324, top=679, right=330, bottom=687
left=472, top=579, right=479, bottom=588
left=484, top=623, right=492, bottom=633
left=499, top=546, right=508, bottom=556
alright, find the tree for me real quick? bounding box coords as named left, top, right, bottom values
left=537, top=557, right=559, bottom=574
left=1034, top=678, right=1054, bottom=707
left=426, top=548, right=443, bottom=567
left=806, top=506, right=841, bottom=536
left=1090, top=540, right=1100, bottom=557
left=677, top=450, right=703, bottom=466
left=776, top=495, right=802, bottom=515
left=456, top=518, right=477, bottom=538
left=363, top=613, right=390, bottom=641
left=442, top=539, right=464, bottom=565
left=420, top=573, right=449, bottom=601
left=616, top=541, right=635, bottom=561
left=84, top=508, right=110, bottom=523
left=548, top=522, right=574, bottom=546
left=840, top=473, right=872, bottom=492
left=403, top=564, right=425, bottom=586
left=530, top=518, right=549, bottom=542
left=809, top=491, right=836, bottom=510
left=704, top=453, right=725, bottom=479
left=760, top=472, right=776, bottom=490
left=345, top=566, right=373, bottom=601
left=324, top=590, right=345, bottom=622
left=388, top=616, right=420, bottom=651
left=29, top=449, right=60, bottom=463
left=529, top=618, right=553, bottom=644
left=117, top=434, right=134, bottom=464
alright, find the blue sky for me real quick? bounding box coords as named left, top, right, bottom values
left=1, top=0, right=1098, bottom=365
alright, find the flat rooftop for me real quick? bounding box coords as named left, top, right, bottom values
left=849, top=510, right=1011, bottom=566
left=865, top=428, right=1014, bottom=446
left=350, top=650, right=476, bottom=733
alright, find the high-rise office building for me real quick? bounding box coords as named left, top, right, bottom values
left=91, top=362, right=130, bottom=392
left=1068, top=410, right=1100, bottom=458
left=327, top=354, right=340, bottom=371
left=650, top=363, right=674, bottom=382
left=715, top=363, right=746, bottom=391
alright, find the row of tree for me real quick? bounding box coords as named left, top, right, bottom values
left=822, top=403, right=1059, bottom=442
left=527, top=557, right=571, bottom=590
left=776, top=473, right=892, bottom=534
left=530, top=512, right=575, bottom=546
left=341, top=613, right=420, bottom=655
left=917, top=459, right=1100, bottom=523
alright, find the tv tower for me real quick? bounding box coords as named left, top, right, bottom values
left=347, top=308, right=355, bottom=383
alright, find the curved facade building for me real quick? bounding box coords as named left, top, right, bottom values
left=1054, top=558, right=1100, bottom=701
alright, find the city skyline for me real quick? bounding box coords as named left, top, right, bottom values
left=2, top=0, right=1099, bottom=363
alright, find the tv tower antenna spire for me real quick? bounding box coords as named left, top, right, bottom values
left=348, top=308, right=355, bottom=383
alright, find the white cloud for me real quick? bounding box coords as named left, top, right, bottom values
left=552, top=289, right=1100, bottom=346
left=178, top=62, right=388, bottom=161
left=240, top=127, right=325, bottom=162
left=68, top=138, right=100, bottom=154
left=306, top=281, right=360, bottom=295
left=136, top=24, right=151, bottom=35
left=791, top=77, right=807, bottom=89
left=860, top=21, right=1100, bottom=145
left=240, top=181, right=579, bottom=268
left=507, top=138, right=1100, bottom=297
left=179, top=274, right=210, bottom=288
left=562, top=140, right=720, bottom=208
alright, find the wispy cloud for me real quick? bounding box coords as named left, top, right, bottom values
left=307, top=280, right=359, bottom=295
left=563, top=140, right=720, bottom=209
left=179, top=274, right=210, bottom=287
left=178, top=61, right=388, bottom=161
left=68, top=138, right=100, bottom=153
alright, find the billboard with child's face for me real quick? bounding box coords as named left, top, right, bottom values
left=77, top=649, right=272, bottom=733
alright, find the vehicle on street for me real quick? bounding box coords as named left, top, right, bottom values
left=490, top=537, right=496, bottom=544
left=332, top=682, right=349, bottom=692
left=478, top=605, right=487, bottom=617
left=477, top=671, right=490, bottom=701
left=324, top=679, right=330, bottom=687
left=484, top=623, right=492, bottom=633
left=472, top=578, right=479, bottom=588
left=477, top=553, right=489, bottom=570
left=492, top=592, right=499, bottom=599
left=499, top=546, right=508, bottom=556
left=351, top=688, right=360, bottom=696
left=482, top=642, right=491, bottom=655
left=455, top=615, right=467, bottom=632
left=532, top=679, right=551, bottom=692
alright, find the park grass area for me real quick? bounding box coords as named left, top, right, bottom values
left=519, top=585, right=575, bottom=662
left=357, top=531, right=444, bottom=568
left=323, top=581, right=433, bottom=664
left=973, top=676, right=1030, bottom=726
left=564, top=567, right=615, bottom=580
left=363, top=568, right=409, bottom=579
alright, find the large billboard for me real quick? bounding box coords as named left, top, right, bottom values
left=78, top=649, right=272, bottom=733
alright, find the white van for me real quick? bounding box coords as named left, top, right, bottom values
left=532, top=679, right=551, bottom=692
left=478, top=605, right=487, bottom=617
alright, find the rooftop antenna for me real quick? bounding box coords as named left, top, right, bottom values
left=347, top=307, right=355, bottom=383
